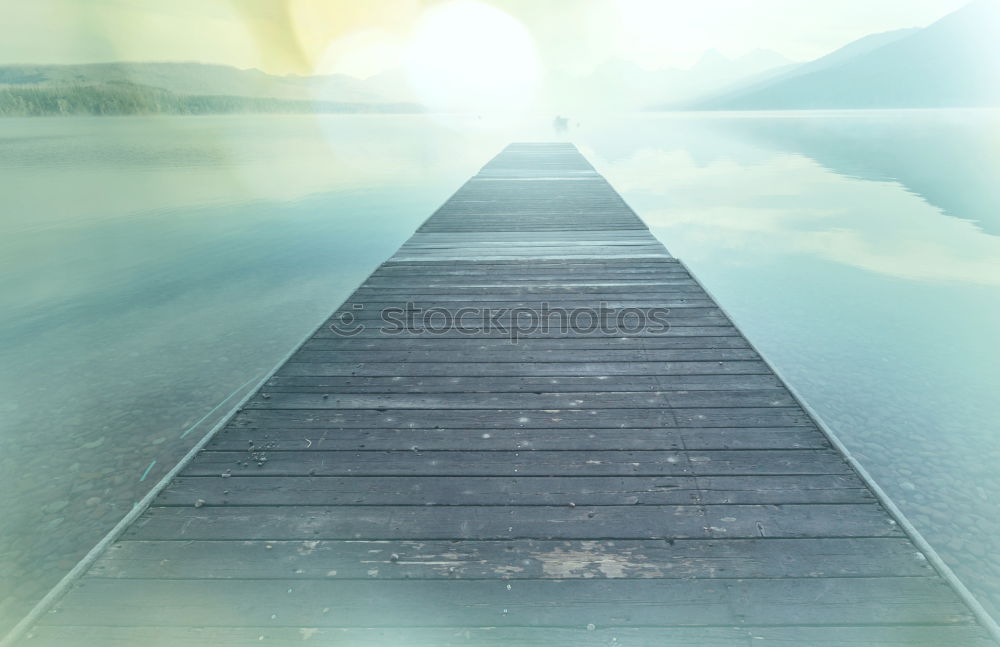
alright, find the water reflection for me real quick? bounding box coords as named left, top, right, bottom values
left=710, top=110, right=1000, bottom=236
left=580, top=110, right=1000, bottom=620
left=597, top=143, right=1000, bottom=285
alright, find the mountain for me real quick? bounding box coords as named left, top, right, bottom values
left=676, top=28, right=915, bottom=110
left=0, top=62, right=388, bottom=102
left=0, top=62, right=424, bottom=116
left=687, top=0, right=1000, bottom=110
left=690, top=48, right=791, bottom=81
left=552, top=49, right=793, bottom=111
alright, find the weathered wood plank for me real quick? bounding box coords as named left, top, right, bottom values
left=230, top=407, right=813, bottom=428
left=261, top=374, right=782, bottom=393
left=363, top=270, right=687, bottom=277
left=159, top=474, right=867, bottom=506
left=745, top=625, right=996, bottom=646
left=126, top=504, right=900, bottom=540
left=22, top=626, right=750, bottom=647
left=185, top=449, right=849, bottom=477
left=374, top=259, right=682, bottom=267
left=274, top=361, right=775, bottom=377
left=25, top=625, right=996, bottom=647
left=91, top=538, right=928, bottom=580
left=287, top=350, right=758, bottom=365
left=311, top=326, right=736, bottom=339
left=391, top=246, right=672, bottom=256
left=244, top=389, right=794, bottom=410
left=346, top=291, right=710, bottom=301
left=209, top=426, right=829, bottom=451
left=300, top=336, right=749, bottom=350
left=375, top=257, right=680, bottom=265
left=351, top=283, right=690, bottom=292
left=44, top=578, right=967, bottom=627
left=324, top=306, right=726, bottom=321
left=360, top=275, right=696, bottom=283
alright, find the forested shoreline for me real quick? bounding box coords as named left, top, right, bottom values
left=0, top=82, right=422, bottom=116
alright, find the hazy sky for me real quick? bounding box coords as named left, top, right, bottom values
left=0, top=0, right=974, bottom=77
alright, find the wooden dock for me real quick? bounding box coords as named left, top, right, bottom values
left=24, top=143, right=994, bottom=645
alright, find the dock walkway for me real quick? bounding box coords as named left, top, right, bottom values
left=25, top=143, right=994, bottom=645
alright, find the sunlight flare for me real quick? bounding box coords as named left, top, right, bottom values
left=404, top=1, right=542, bottom=114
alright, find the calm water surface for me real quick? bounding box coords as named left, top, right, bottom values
left=1, top=111, right=998, bottom=632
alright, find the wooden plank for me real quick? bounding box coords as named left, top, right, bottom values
left=91, top=538, right=928, bottom=580
left=399, top=241, right=662, bottom=249
left=377, top=256, right=679, bottom=261
left=23, top=626, right=753, bottom=647
left=261, top=374, right=781, bottom=393
left=350, top=286, right=707, bottom=295
left=327, top=299, right=718, bottom=310
left=287, top=350, right=759, bottom=365
left=310, top=326, right=736, bottom=339
left=125, top=504, right=900, bottom=540
left=25, top=625, right=997, bottom=647
left=390, top=254, right=676, bottom=262
left=391, top=245, right=671, bottom=254
left=273, top=361, right=776, bottom=377
left=373, top=258, right=682, bottom=266
left=370, top=269, right=688, bottom=277
left=300, top=336, right=752, bottom=351
left=208, top=427, right=829, bottom=451
left=159, top=474, right=868, bottom=506
left=44, top=578, right=968, bottom=627
left=406, top=231, right=652, bottom=239
left=364, top=268, right=690, bottom=274
left=356, top=271, right=687, bottom=278
left=396, top=240, right=664, bottom=248
left=362, top=271, right=693, bottom=279
left=184, top=449, right=849, bottom=477
left=347, top=289, right=711, bottom=299
left=243, top=389, right=794, bottom=410
left=745, top=625, right=996, bottom=646
left=287, top=350, right=757, bottom=365
left=372, top=260, right=682, bottom=267
left=375, top=261, right=681, bottom=267
left=323, top=307, right=725, bottom=321
left=230, top=407, right=813, bottom=428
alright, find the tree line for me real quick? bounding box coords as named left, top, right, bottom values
left=0, top=82, right=423, bottom=117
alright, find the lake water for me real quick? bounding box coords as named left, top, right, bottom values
left=1, top=111, right=999, bottom=633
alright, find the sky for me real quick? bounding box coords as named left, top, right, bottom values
left=0, top=0, right=974, bottom=78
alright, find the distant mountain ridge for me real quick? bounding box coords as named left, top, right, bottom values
left=0, top=61, right=423, bottom=116
left=550, top=49, right=795, bottom=111
left=0, top=62, right=384, bottom=101
left=685, top=0, right=1000, bottom=110
left=674, top=28, right=917, bottom=110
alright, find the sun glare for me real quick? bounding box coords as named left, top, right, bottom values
left=404, top=1, right=542, bottom=115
